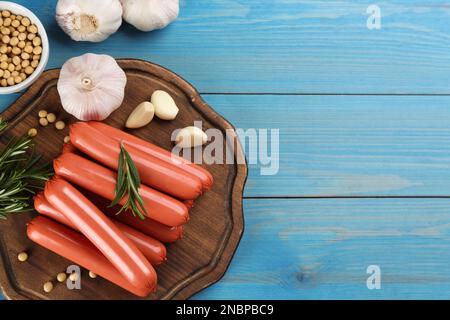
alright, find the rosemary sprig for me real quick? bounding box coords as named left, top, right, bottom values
left=109, top=142, right=147, bottom=220
left=0, top=118, right=6, bottom=132
left=0, top=118, right=52, bottom=220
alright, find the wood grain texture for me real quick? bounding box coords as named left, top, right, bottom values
left=0, top=60, right=246, bottom=300
left=203, top=94, right=450, bottom=197
left=1, top=0, right=450, bottom=300
left=0, top=0, right=448, bottom=98
left=194, top=198, right=450, bottom=300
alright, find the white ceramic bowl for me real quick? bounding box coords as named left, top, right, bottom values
left=0, top=1, right=49, bottom=94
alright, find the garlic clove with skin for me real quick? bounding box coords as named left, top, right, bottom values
left=120, top=0, right=179, bottom=32
left=57, top=53, right=127, bottom=121
left=56, top=0, right=123, bottom=42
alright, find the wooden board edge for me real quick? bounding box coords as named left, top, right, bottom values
left=0, top=60, right=248, bottom=300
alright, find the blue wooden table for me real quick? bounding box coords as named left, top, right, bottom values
left=2, top=0, right=450, bottom=300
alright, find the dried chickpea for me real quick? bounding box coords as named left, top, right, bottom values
left=21, top=59, right=29, bottom=68
left=14, top=76, right=21, bottom=84
left=10, top=14, right=15, bottom=19
left=1, top=35, right=9, bottom=44
left=57, top=273, right=67, bottom=283
left=3, top=70, right=10, bottom=79
left=28, top=24, right=38, bottom=34
left=43, top=282, right=53, bottom=293
left=12, top=30, right=18, bottom=37
left=0, top=61, right=7, bottom=69
left=0, top=17, right=3, bottom=26
left=27, top=32, right=35, bottom=40
left=17, top=40, right=24, bottom=48
left=16, top=15, right=22, bottom=21
left=28, top=128, right=38, bottom=137
left=1, top=10, right=10, bottom=18
left=12, top=56, right=19, bottom=65
left=31, top=60, right=38, bottom=68
left=39, top=117, right=48, bottom=126
left=32, top=54, right=40, bottom=60
left=32, top=36, right=41, bottom=46
left=0, top=54, right=6, bottom=62
left=6, top=76, right=14, bottom=86
left=17, top=25, right=25, bottom=32
left=17, top=252, right=28, bottom=262
left=0, top=78, right=6, bottom=87
left=69, top=272, right=79, bottom=282
left=0, top=27, right=9, bottom=35
left=21, top=17, right=30, bottom=27
left=55, top=121, right=65, bottom=130
left=0, top=44, right=6, bottom=53
left=11, top=19, right=19, bottom=28
left=24, top=45, right=32, bottom=53
left=46, top=113, right=56, bottom=123
left=7, top=63, right=14, bottom=72
left=21, top=52, right=29, bottom=60
left=38, top=110, right=47, bottom=118
left=32, top=46, right=41, bottom=55
left=6, top=46, right=10, bottom=53
left=11, top=47, right=20, bottom=55
left=14, top=64, right=21, bottom=71
left=24, top=66, right=33, bottom=75
left=3, top=18, right=11, bottom=27
left=11, top=70, right=18, bottom=77
left=19, top=72, right=26, bottom=80
left=17, top=32, right=25, bottom=41
left=9, top=36, right=18, bottom=46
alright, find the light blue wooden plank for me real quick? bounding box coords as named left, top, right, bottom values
left=203, top=94, right=450, bottom=197
left=0, top=0, right=449, bottom=97
left=4, top=94, right=450, bottom=197
left=193, top=198, right=450, bottom=300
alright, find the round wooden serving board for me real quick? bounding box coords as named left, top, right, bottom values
left=0, top=59, right=247, bottom=300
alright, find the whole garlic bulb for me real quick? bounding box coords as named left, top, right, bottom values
left=56, top=0, right=123, bottom=42
left=57, top=53, right=127, bottom=121
left=120, top=0, right=179, bottom=32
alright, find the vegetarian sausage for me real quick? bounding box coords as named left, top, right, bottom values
left=34, top=192, right=167, bottom=266
left=70, top=122, right=203, bottom=200
left=54, top=152, right=189, bottom=227
left=27, top=216, right=151, bottom=297
left=81, top=192, right=184, bottom=243
left=87, top=121, right=214, bottom=191
left=44, top=177, right=157, bottom=291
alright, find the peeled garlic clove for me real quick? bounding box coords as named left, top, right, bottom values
left=152, top=90, right=179, bottom=120
left=126, top=101, right=155, bottom=128
left=57, top=53, right=127, bottom=121
left=175, top=126, right=208, bottom=148
left=56, top=0, right=123, bottom=42
left=120, top=0, right=179, bottom=32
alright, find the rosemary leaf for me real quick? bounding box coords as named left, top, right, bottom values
left=0, top=119, right=52, bottom=220
left=109, top=143, right=148, bottom=219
